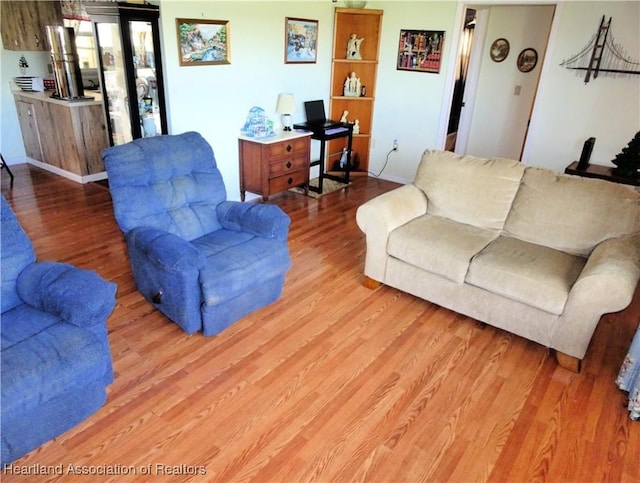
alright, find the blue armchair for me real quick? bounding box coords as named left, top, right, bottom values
left=1, top=195, right=116, bottom=466
left=102, top=132, right=291, bottom=336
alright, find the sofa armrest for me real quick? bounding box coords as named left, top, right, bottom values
left=127, top=227, right=206, bottom=272
left=16, top=262, right=117, bottom=328
left=217, top=201, right=291, bottom=241
left=356, top=183, right=428, bottom=282
left=553, top=233, right=640, bottom=358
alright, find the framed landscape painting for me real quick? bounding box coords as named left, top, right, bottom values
left=177, top=18, right=230, bottom=66
left=285, top=17, right=318, bottom=64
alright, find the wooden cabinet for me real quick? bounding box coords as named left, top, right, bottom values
left=1, top=1, right=62, bottom=51
left=329, top=7, right=383, bottom=174
left=14, top=100, right=45, bottom=161
left=239, top=131, right=312, bottom=201
left=13, top=91, right=109, bottom=178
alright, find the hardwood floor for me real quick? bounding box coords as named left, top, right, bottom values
left=2, top=163, right=639, bottom=482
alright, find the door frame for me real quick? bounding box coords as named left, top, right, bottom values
left=438, top=1, right=560, bottom=159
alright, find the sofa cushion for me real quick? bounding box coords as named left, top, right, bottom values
left=414, top=150, right=525, bottom=231
left=466, top=236, right=586, bottom=315
left=388, top=215, right=498, bottom=283
left=504, top=167, right=640, bottom=257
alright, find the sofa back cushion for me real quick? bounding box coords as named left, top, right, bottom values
left=1, top=196, right=36, bottom=313
left=414, top=150, right=525, bottom=230
left=504, top=167, right=640, bottom=257
left=103, top=131, right=227, bottom=241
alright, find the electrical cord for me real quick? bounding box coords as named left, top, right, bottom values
left=368, top=149, right=395, bottom=178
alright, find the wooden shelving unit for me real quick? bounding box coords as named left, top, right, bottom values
left=328, top=7, right=383, bottom=175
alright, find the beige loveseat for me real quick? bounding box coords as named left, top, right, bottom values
left=356, top=150, right=640, bottom=371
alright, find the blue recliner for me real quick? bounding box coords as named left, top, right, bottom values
left=102, top=131, right=291, bottom=336
left=1, top=195, right=116, bottom=466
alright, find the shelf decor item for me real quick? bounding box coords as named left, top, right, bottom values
left=490, top=38, right=509, bottom=62
left=177, top=18, right=230, bottom=66
left=343, top=71, right=361, bottom=97
left=397, top=29, right=445, bottom=73
left=18, top=54, right=28, bottom=75
left=517, top=48, right=538, bottom=72
left=285, top=17, right=318, bottom=64
left=611, top=131, right=640, bottom=178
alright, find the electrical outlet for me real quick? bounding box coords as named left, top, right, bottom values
left=393, top=139, right=399, bottom=151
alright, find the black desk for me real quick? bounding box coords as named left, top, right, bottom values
left=292, top=122, right=354, bottom=194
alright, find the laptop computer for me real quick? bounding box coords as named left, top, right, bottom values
left=295, top=100, right=340, bottom=129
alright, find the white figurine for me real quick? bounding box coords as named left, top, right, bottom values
left=347, top=33, right=364, bottom=60
left=344, top=72, right=361, bottom=97
left=353, top=119, right=360, bottom=134
left=340, top=110, right=349, bottom=123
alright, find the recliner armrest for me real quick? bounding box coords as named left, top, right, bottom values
left=16, top=262, right=117, bottom=328
left=127, top=227, right=206, bottom=271
left=217, top=201, right=291, bottom=241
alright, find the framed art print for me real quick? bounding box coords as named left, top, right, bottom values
left=517, top=48, right=538, bottom=72
left=490, top=38, right=510, bottom=62
left=285, top=17, right=318, bottom=64
left=177, top=18, right=230, bottom=66
left=397, top=29, right=445, bottom=73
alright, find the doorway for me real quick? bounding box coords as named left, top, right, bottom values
left=446, top=4, right=556, bottom=160
left=445, top=8, right=476, bottom=152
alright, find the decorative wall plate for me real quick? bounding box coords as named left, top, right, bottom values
left=517, top=48, right=538, bottom=72
left=490, top=38, right=509, bottom=62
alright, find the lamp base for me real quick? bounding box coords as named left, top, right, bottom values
left=282, top=113, right=293, bottom=132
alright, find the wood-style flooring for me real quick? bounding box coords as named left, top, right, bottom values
left=2, top=163, right=639, bottom=482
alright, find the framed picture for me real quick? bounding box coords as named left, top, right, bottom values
left=285, top=17, right=318, bottom=64
left=517, top=48, right=538, bottom=72
left=490, top=38, right=510, bottom=62
left=397, top=29, right=445, bottom=73
left=177, top=18, right=230, bottom=66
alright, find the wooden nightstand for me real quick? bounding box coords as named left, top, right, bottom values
left=238, top=130, right=312, bottom=201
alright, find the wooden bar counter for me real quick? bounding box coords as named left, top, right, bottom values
left=12, top=89, right=109, bottom=182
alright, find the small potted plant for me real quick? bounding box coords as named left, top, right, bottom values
left=18, top=55, right=29, bottom=75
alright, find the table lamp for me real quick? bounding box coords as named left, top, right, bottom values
left=276, top=93, right=296, bottom=131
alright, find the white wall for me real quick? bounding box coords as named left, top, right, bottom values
left=465, top=5, right=555, bottom=160
left=523, top=1, right=640, bottom=172
left=157, top=1, right=335, bottom=199
left=2, top=1, right=638, bottom=194
left=1, top=51, right=51, bottom=163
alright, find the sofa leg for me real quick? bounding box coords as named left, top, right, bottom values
left=363, top=276, right=382, bottom=290
left=555, top=351, right=582, bottom=373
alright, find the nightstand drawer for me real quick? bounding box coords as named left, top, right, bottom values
left=269, top=170, right=307, bottom=193
left=269, top=154, right=308, bottom=176
left=266, top=137, right=308, bottom=158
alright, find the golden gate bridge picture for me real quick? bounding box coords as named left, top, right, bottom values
left=560, top=15, right=640, bottom=84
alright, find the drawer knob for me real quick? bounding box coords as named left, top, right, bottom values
left=286, top=161, right=292, bottom=169
left=286, top=144, right=292, bottom=152
left=287, top=177, right=293, bottom=185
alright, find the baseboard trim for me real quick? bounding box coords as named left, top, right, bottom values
left=26, top=158, right=107, bottom=184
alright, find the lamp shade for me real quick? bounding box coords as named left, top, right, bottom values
left=276, top=93, right=296, bottom=114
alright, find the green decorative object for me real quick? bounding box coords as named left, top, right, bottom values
left=612, top=131, right=640, bottom=178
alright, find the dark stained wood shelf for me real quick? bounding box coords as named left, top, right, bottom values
left=565, top=161, right=640, bottom=186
